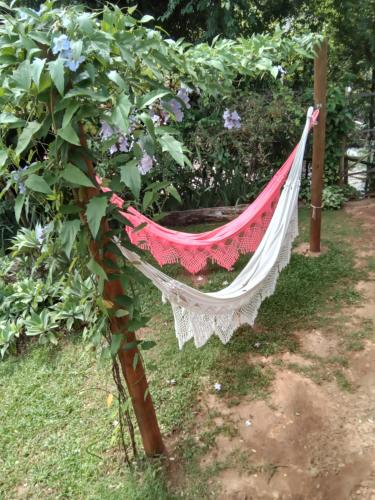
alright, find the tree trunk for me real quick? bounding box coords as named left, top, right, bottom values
left=160, top=204, right=249, bottom=226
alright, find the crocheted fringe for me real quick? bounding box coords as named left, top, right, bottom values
left=171, top=213, right=299, bottom=348
left=127, top=200, right=279, bottom=274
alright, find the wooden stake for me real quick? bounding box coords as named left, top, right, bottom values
left=310, top=39, right=328, bottom=253
left=78, top=125, right=166, bottom=457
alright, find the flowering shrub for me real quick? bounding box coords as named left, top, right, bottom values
left=152, top=87, right=310, bottom=209
left=0, top=1, right=318, bottom=359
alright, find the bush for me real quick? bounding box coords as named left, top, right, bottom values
left=0, top=226, right=105, bottom=358
left=152, top=86, right=308, bottom=210
left=300, top=183, right=360, bottom=210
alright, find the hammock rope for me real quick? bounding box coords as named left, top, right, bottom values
left=101, top=124, right=314, bottom=274
left=116, top=107, right=318, bottom=349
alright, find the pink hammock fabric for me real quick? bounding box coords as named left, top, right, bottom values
left=101, top=110, right=318, bottom=273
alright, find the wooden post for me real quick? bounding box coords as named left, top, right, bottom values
left=78, top=126, right=166, bottom=457
left=103, top=277, right=166, bottom=457
left=310, top=39, right=328, bottom=253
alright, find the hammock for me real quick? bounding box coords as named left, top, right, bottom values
left=101, top=123, right=312, bottom=274
left=116, top=108, right=317, bottom=349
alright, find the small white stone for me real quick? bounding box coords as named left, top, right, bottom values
left=245, top=420, right=252, bottom=427
left=214, top=382, right=222, bottom=391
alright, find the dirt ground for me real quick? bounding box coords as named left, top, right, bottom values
left=196, top=200, right=375, bottom=500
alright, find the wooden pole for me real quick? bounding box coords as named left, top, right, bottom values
left=79, top=126, right=166, bottom=457
left=103, top=278, right=166, bottom=457
left=310, top=39, right=328, bottom=253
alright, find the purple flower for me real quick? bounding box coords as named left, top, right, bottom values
left=52, top=35, right=71, bottom=55
left=149, top=107, right=169, bottom=126
left=35, top=223, right=52, bottom=245
left=177, top=88, right=191, bottom=109
left=64, top=55, right=85, bottom=72
left=153, top=111, right=167, bottom=125
left=99, top=121, right=115, bottom=140
left=100, top=121, right=133, bottom=155
left=118, top=135, right=130, bottom=153
left=52, top=36, right=85, bottom=72
left=165, top=99, right=184, bottom=122
left=138, top=153, right=153, bottom=175
left=223, top=109, right=241, bottom=130
left=150, top=113, right=161, bottom=126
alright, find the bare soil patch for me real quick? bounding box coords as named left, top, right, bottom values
left=185, top=200, right=375, bottom=500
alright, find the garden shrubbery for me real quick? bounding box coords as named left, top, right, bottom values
left=152, top=86, right=309, bottom=210
left=0, top=225, right=104, bottom=357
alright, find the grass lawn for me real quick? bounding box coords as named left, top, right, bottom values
left=0, top=208, right=367, bottom=499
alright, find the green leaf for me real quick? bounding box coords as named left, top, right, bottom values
left=60, top=219, right=81, bottom=258
left=87, top=257, right=108, bottom=280
left=31, top=58, right=46, bottom=88
left=49, top=59, right=65, bottom=96
left=159, top=134, right=184, bottom=166
left=61, top=164, right=94, bottom=187
left=12, top=60, right=31, bottom=90
left=14, top=193, right=26, bottom=223
left=0, top=149, right=8, bottom=168
left=107, top=70, right=127, bottom=90
left=123, top=341, right=138, bottom=351
left=110, top=333, right=123, bottom=357
left=136, top=89, right=170, bottom=109
left=115, top=296, right=133, bottom=308
left=120, top=160, right=141, bottom=199
left=77, top=12, right=95, bottom=34
left=166, top=185, right=182, bottom=203
left=140, top=112, right=156, bottom=139
left=132, top=352, right=139, bottom=370
left=140, top=14, right=154, bottom=23
left=64, top=87, right=108, bottom=102
left=115, top=309, right=129, bottom=318
left=62, top=102, right=80, bottom=129
left=140, top=340, right=156, bottom=350
left=25, top=174, right=52, bottom=194
left=58, top=123, right=81, bottom=146
left=16, top=121, right=42, bottom=155
left=0, top=112, right=26, bottom=128
left=111, top=94, right=131, bottom=133
left=142, top=190, right=154, bottom=210
left=86, top=196, right=108, bottom=238
left=71, top=40, right=83, bottom=61
left=128, top=315, right=150, bottom=332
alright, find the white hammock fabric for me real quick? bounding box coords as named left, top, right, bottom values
left=116, top=108, right=315, bottom=349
